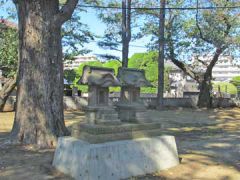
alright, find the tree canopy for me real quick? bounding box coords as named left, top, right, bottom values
left=0, top=21, right=18, bottom=77
left=137, top=0, right=240, bottom=107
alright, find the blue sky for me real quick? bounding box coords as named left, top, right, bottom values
left=0, top=1, right=148, bottom=59
left=80, top=8, right=148, bottom=58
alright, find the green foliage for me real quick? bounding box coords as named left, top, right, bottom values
left=139, top=0, right=240, bottom=61
left=128, top=53, right=146, bottom=69
left=129, top=51, right=171, bottom=93
left=64, top=69, right=76, bottom=84
left=103, top=60, right=121, bottom=75
left=213, top=82, right=237, bottom=95
left=102, top=60, right=122, bottom=92
left=231, top=76, right=240, bottom=89
left=62, top=5, right=95, bottom=59
left=0, top=23, right=18, bottom=77
left=85, top=0, right=142, bottom=59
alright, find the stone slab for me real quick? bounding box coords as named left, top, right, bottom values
left=53, top=136, right=179, bottom=180
left=74, top=122, right=162, bottom=134
left=71, top=122, right=163, bottom=143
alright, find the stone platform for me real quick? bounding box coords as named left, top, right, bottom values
left=53, top=136, right=179, bottom=180
left=71, top=122, right=163, bottom=143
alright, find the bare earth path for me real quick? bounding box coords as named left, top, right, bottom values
left=0, top=108, right=239, bottom=180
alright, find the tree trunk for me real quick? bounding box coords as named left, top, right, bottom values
left=198, top=78, right=212, bottom=108
left=0, top=76, right=17, bottom=111
left=122, top=0, right=131, bottom=68
left=11, top=0, right=69, bottom=148
left=157, top=0, right=166, bottom=109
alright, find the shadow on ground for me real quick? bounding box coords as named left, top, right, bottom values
left=0, top=108, right=240, bottom=179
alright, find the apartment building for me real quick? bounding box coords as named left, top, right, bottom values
left=64, top=55, right=97, bottom=70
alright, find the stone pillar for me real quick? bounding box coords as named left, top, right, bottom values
left=88, top=86, right=98, bottom=106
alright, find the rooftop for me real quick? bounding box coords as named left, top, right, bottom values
left=117, top=67, right=152, bottom=87
left=79, top=66, right=120, bottom=87
left=0, top=19, right=17, bottom=29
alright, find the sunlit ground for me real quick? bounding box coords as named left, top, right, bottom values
left=0, top=108, right=240, bottom=179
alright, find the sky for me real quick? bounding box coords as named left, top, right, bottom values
left=0, top=1, right=148, bottom=59
left=79, top=8, right=149, bottom=58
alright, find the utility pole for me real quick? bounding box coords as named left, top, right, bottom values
left=157, top=0, right=166, bottom=109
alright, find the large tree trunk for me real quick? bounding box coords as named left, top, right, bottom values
left=198, top=78, right=212, bottom=108
left=11, top=0, right=69, bottom=148
left=0, top=76, right=17, bottom=111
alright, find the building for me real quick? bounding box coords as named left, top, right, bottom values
left=64, top=55, right=97, bottom=70
left=167, top=55, right=240, bottom=97
left=166, top=60, right=199, bottom=97
left=191, top=55, right=240, bottom=82
left=0, top=19, right=17, bottom=29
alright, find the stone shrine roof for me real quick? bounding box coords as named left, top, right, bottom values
left=79, top=66, right=121, bottom=87
left=117, top=67, right=152, bottom=87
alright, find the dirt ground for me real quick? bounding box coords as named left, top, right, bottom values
left=0, top=108, right=240, bottom=180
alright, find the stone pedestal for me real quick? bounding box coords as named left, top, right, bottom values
left=84, top=106, right=120, bottom=125
left=116, top=103, right=147, bottom=123
left=53, top=136, right=179, bottom=180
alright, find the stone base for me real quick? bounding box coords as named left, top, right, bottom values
left=84, top=106, right=121, bottom=125
left=53, top=136, right=179, bottom=180
left=71, top=122, right=163, bottom=143
left=116, top=103, right=148, bottom=123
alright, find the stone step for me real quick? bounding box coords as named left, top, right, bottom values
left=71, top=128, right=167, bottom=144
left=72, top=122, right=162, bottom=135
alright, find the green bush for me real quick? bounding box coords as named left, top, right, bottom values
left=231, top=76, right=240, bottom=91
left=213, top=82, right=237, bottom=95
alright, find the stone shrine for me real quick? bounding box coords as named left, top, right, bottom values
left=53, top=66, right=179, bottom=180
left=116, top=67, right=153, bottom=122
left=78, top=65, right=121, bottom=124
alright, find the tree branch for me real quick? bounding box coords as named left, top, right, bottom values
left=168, top=55, right=201, bottom=83
left=195, top=5, right=213, bottom=45
left=54, top=0, right=79, bottom=25
left=195, top=56, right=208, bottom=67
left=166, top=18, right=201, bottom=83
left=0, top=75, right=17, bottom=111
left=205, top=47, right=224, bottom=78
left=223, top=16, right=231, bottom=38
